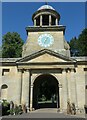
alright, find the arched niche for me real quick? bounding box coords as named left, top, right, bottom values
left=1, top=84, right=8, bottom=100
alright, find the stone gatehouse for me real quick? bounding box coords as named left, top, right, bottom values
left=0, top=4, right=87, bottom=113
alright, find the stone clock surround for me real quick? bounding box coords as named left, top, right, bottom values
left=22, top=26, right=70, bottom=58
left=38, top=33, right=54, bottom=48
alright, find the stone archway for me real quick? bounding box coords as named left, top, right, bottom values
left=33, top=74, right=59, bottom=109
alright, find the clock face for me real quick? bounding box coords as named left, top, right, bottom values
left=38, top=34, right=54, bottom=48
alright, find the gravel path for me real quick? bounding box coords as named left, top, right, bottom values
left=2, top=108, right=86, bottom=120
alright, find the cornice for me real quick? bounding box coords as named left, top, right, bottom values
left=26, top=25, right=66, bottom=35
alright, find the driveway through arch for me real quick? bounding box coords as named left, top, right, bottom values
left=33, top=74, right=60, bottom=110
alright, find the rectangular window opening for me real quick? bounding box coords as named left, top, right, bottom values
left=2, top=69, right=10, bottom=76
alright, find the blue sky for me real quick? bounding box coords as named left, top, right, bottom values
left=2, top=2, right=85, bottom=44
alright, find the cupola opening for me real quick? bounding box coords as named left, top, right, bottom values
left=51, top=16, right=56, bottom=25
left=36, top=16, right=40, bottom=26
left=42, top=15, right=49, bottom=25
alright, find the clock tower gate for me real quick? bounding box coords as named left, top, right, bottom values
left=17, top=4, right=74, bottom=112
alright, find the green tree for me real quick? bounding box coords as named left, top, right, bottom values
left=69, top=28, right=87, bottom=56
left=69, top=37, right=78, bottom=56
left=77, top=28, right=87, bottom=56
left=2, top=32, right=24, bottom=58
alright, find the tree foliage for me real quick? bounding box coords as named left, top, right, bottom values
left=77, top=28, right=87, bottom=56
left=69, top=28, right=87, bottom=56
left=2, top=32, right=24, bottom=58
left=69, top=37, right=78, bottom=56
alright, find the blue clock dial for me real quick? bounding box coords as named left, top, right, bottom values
left=38, top=34, right=54, bottom=48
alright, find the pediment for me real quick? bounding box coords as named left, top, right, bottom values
left=16, top=49, right=76, bottom=63
left=27, top=53, right=67, bottom=63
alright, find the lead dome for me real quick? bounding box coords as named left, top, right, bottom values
left=38, top=5, right=55, bottom=10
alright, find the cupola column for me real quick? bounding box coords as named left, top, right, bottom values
left=34, top=19, right=36, bottom=26
left=40, top=15, right=42, bottom=26
left=56, top=18, right=58, bottom=25
left=49, top=15, right=51, bottom=26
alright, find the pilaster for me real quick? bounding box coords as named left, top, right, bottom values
left=62, top=68, right=68, bottom=110
left=30, top=84, right=33, bottom=111
left=67, top=69, right=71, bottom=101
left=85, top=70, right=87, bottom=105
left=21, top=69, right=30, bottom=107
left=59, top=84, right=62, bottom=111
left=0, top=69, right=2, bottom=99
left=70, top=68, right=77, bottom=105
left=18, top=69, right=23, bottom=104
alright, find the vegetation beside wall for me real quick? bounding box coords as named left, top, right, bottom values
left=2, top=32, right=24, bottom=58
left=69, top=28, right=87, bottom=56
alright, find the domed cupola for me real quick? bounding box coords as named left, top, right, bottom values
left=32, top=4, right=60, bottom=26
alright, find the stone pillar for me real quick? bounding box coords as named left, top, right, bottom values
left=56, top=18, right=58, bottom=25
left=30, top=83, right=33, bottom=111
left=57, top=83, right=59, bottom=109
left=40, top=15, right=42, bottom=26
left=85, top=71, right=87, bottom=105
left=59, top=84, right=62, bottom=111
left=75, top=71, right=78, bottom=108
left=34, top=19, right=36, bottom=26
left=67, top=69, right=71, bottom=101
left=0, top=69, right=2, bottom=100
left=70, top=68, right=77, bottom=105
left=0, top=69, right=2, bottom=116
left=62, top=69, right=68, bottom=110
left=21, top=70, right=25, bottom=104
left=21, top=70, right=30, bottom=107
left=0, top=101, right=2, bottom=116
left=0, top=87, right=1, bottom=100
left=49, top=15, right=51, bottom=26
left=18, top=69, right=23, bottom=104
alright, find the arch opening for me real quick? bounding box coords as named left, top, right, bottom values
left=33, top=74, right=60, bottom=109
